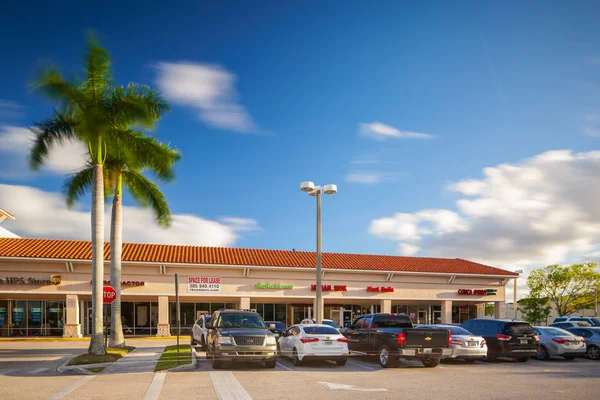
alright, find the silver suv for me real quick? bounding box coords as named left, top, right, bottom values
left=206, top=309, right=278, bottom=369
left=552, top=316, right=600, bottom=327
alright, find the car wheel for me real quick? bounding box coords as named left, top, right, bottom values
left=379, top=345, right=396, bottom=368
left=422, top=358, right=441, bottom=368
left=536, top=346, right=550, bottom=360
left=206, top=343, right=213, bottom=359
left=587, top=345, right=600, bottom=360
left=265, top=359, right=277, bottom=369
left=336, top=358, right=347, bottom=366
left=292, top=348, right=302, bottom=366
left=464, top=358, right=477, bottom=364
left=212, top=351, right=223, bottom=369
left=200, top=336, right=206, bottom=351
left=516, top=357, right=529, bottom=362
left=563, top=356, right=576, bottom=361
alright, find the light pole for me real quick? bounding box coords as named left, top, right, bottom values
left=514, top=269, right=524, bottom=320
left=300, top=181, right=337, bottom=324
left=595, top=286, right=598, bottom=318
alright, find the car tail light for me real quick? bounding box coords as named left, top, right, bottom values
left=397, top=332, right=406, bottom=346
left=451, top=338, right=462, bottom=345
left=448, top=331, right=452, bottom=346
left=300, top=337, right=319, bottom=344
left=337, top=337, right=348, bottom=343
left=480, top=340, right=486, bottom=347
left=552, top=338, right=568, bottom=344
left=496, top=334, right=511, bottom=341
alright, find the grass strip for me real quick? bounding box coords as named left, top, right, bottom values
left=86, top=367, right=104, bottom=373
left=155, top=345, right=192, bottom=371
left=68, top=346, right=136, bottom=365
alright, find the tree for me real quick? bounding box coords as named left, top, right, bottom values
left=29, top=33, right=169, bottom=355
left=518, top=295, right=551, bottom=325
left=484, top=302, right=495, bottom=317
left=528, top=263, right=600, bottom=317
left=65, top=137, right=180, bottom=347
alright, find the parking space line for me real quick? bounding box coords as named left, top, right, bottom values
left=46, top=375, right=95, bottom=400
left=276, top=362, right=293, bottom=371
left=209, top=371, right=253, bottom=400
left=29, top=367, right=49, bottom=375
left=143, top=372, right=167, bottom=400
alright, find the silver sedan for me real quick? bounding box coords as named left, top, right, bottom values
left=533, top=326, right=586, bottom=360
left=417, top=325, right=487, bottom=363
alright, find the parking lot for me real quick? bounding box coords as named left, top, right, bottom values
left=0, top=340, right=599, bottom=400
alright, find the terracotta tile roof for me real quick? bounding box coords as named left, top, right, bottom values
left=0, top=237, right=517, bottom=276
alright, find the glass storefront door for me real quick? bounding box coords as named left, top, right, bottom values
left=0, top=300, right=65, bottom=337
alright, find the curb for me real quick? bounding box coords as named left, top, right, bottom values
left=56, top=358, right=113, bottom=375
left=0, top=336, right=189, bottom=343
left=167, top=345, right=197, bottom=372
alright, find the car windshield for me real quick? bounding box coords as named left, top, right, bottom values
left=373, top=315, right=412, bottom=328
left=323, top=320, right=340, bottom=328
left=543, top=327, right=574, bottom=336
left=265, top=321, right=285, bottom=329
left=447, top=326, right=472, bottom=335
left=590, top=318, right=600, bottom=326
left=576, top=322, right=592, bottom=326
left=303, top=326, right=340, bottom=335
left=217, top=314, right=265, bottom=329
left=205, top=316, right=211, bottom=323
left=505, top=323, right=534, bottom=335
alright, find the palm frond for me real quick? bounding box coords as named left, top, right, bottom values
left=29, top=113, right=80, bottom=170
left=29, top=67, right=86, bottom=112
left=84, top=31, right=112, bottom=103
left=123, top=170, right=172, bottom=227
left=63, top=164, right=94, bottom=208
left=105, top=83, right=170, bottom=130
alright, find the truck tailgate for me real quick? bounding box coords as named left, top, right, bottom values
left=405, top=328, right=449, bottom=348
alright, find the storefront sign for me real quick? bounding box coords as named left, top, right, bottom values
left=255, top=282, right=294, bottom=289
left=48, top=308, right=61, bottom=313
left=367, top=286, right=394, bottom=293
left=188, top=276, right=221, bottom=292
left=457, top=289, right=497, bottom=296
left=0, top=276, right=61, bottom=285
left=311, top=284, right=347, bottom=291
left=90, top=280, right=146, bottom=287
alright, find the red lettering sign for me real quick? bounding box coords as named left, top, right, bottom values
left=367, top=286, right=380, bottom=292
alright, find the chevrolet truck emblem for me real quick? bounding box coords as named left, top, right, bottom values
left=424, top=336, right=432, bottom=341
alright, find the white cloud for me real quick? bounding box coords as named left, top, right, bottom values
left=369, top=150, right=600, bottom=278
left=345, top=171, right=405, bottom=184
left=358, top=122, right=435, bottom=140
left=0, top=126, right=88, bottom=177
left=0, top=184, right=260, bottom=247
left=155, top=62, right=260, bottom=133
left=584, top=127, right=600, bottom=137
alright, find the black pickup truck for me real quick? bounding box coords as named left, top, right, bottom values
left=342, top=313, right=452, bottom=368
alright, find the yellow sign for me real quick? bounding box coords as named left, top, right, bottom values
left=50, top=275, right=62, bottom=285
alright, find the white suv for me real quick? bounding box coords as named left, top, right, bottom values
left=552, top=316, right=600, bottom=327
left=191, top=314, right=212, bottom=350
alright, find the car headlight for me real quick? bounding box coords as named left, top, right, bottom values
left=266, top=336, right=277, bottom=345
left=217, top=336, right=232, bottom=345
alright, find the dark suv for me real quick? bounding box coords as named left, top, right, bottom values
left=461, top=319, right=539, bottom=362
left=206, top=309, right=278, bottom=369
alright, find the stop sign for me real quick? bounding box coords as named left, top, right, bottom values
left=103, top=286, right=117, bottom=304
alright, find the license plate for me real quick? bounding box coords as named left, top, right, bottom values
left=467, top=341, right=477, bottom=347
left=323, top=340, right=332, bottom=345
left=520, top=339, right=528, bottom=344
left=419, top=348, right=433, bottom=354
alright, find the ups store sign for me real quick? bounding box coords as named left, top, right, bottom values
left=0, top=275, right=61, bottom=285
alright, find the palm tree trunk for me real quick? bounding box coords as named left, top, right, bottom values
left=109, top=174, right=125, bottom=348
left=88, top=162, right=106, bottom=355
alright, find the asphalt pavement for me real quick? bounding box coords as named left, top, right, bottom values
left=0, top=340, right=599, bottom=400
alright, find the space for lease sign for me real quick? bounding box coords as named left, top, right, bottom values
left=188, top=276, right=221, bottom=292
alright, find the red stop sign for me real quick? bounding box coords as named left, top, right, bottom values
left=103, top=286, right=117, bottom=304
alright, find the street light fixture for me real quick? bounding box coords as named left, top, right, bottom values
left=300, top=181, right=337, bottom=324
left=514, top=269, right=524, bottom=320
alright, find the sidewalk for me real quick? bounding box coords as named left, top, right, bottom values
left=102, top=346, right=165, bottom=374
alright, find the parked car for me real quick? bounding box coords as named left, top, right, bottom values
left=300, top=318, right=340, bottom=330
left=343, top=313, right=452, bottom=368
left=461, top=319, right=539, bottom=362
left=549, top=321, right=592, bottom=329
left=552, top=316, right=600, bottom=327
left=278, top=324, right=348, bottom=366
left=565, top=327, right=600, bottom=360
left=205, top=309, right=278, bottom=369
left=532, top=326, right=586, bottom=360
left=191, top=314, right=211, bottom=350
left=264, top=321, right=286, bottom=338
left=417, top=324, right=487, bottom=363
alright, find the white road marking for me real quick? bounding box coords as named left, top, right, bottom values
left=319, top=382, right=388, bottom=392
left=346, top=360, right=378, bottom=371
left=276, top=362, right=293, bottom=371
left=46, top=375, right=95, bottom=400
left=209, top=371, right=253, bottom=400
left=0, top=368, right=17, bottom=375
left=29, top=367, right=49, bottom=375
left=143, top=372, right=167, bottom=400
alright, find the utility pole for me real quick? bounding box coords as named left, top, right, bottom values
left=595, top=286, right=598, bottom=318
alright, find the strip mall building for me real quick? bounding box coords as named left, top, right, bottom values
left=0, top=237, right=517, bottom=338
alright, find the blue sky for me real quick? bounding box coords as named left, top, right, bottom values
left=2, top=1, right=600, bottom=285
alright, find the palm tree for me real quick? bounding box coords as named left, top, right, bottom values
left=29, top=34, right=169, bottom=355
left=65, top=137, right=180, bottom=347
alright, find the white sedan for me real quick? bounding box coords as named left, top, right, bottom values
left=418, top=325, right=487, bottom=362
left=278, top=324, right=349, bottom=366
